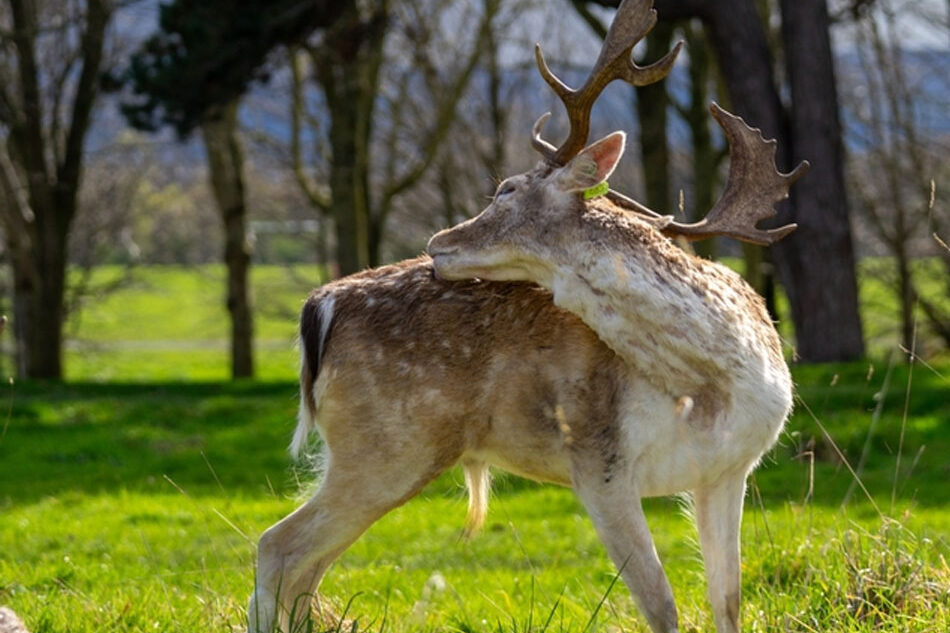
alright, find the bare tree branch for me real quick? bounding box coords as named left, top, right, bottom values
left=379, top=0, right=502, bottom=215
left=582, top=0, right=710, bottom=21
left=289, top=47, right=330, bottom=212
left=49, top=53, right=81, bottom=169
left=0, top=139, right=33, bottom=230
left=9, top=0, right=50, bottom=185
left=936, top=233, right=950, bottom=255
left=571, top=0, right=608, bottom=38
left=59, top=0, right=108, bottom=201
left=0, top=83, right=21, bottom=127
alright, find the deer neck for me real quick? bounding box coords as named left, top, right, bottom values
left=543, top=203, right=776, bottom=396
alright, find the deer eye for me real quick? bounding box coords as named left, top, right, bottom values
left=495, top=181, right=517, bottom=198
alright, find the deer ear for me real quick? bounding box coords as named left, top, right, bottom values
left=556, top=131, right=626, bottom=193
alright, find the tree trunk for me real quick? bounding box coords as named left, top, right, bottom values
left=202, top=102, right=254, bottom=379
left=313, top=1, right=387, bottom=276
left=896, top=237, right=915, bottom=353
left=660, top=0, right=788, bottom=320
left=25, top=211, right=69, bottom=378
left=0, top=161, right=37, bottom=377
left=636, top=21, right=675, bottom=215
left=654, top=0, right=864, bottom=361
left=681, top=21, right=719, bottom=260
left=0, top=0, right=109, bottom=379
left=10, top=263, right=32, bottom=378
left=776, top=0, right=864, bottom=361
left=2, top=189, right=71, bottom=379
left=324, top=80, right=372, bottom=275
left=486, top=14, right=507, bottom=175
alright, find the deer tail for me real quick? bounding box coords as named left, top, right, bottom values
left=461, top=458, right=492, bottom=537
left=291, top=293, right=336, bottom=460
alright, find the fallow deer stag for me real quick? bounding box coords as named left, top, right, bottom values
left=427, top=0, right=807, bottom=630
left=247, top=1, right=807, bottom=632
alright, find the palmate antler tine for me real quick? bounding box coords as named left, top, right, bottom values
left=593, top=0, right=682, bottom=88
left=658, top=103, right=809, bottom=246
left=619, top=41, right=682, bottom=87
left=533, top=0, right=682, bottom=165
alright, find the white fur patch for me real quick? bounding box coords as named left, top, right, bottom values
left=291, top=366, right=331, bottom=459
left=318, top=295, right=336, bottom=358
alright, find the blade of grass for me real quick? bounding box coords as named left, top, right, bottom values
left=844, top=349, right=896, bottom=507
left=580, top=556, right=627, bottom=633
left=892, top=312, right=918, bottom=513
left=795, top=396, right=883, bottom=519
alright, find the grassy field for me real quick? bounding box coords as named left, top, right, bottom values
left=61, top=265, right=324, bottom=382
left=1, top=265, right=949, bottom=632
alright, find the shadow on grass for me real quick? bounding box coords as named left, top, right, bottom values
left=2, top=358, right=948, bottom=511
left=0, top=380, right=301, bottom=504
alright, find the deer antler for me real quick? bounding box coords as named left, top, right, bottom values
left=532, top=1, right=804, bottom=245
left=607, top=103, right=809, bottom=246
left=533, top=0, right=682, bottom=165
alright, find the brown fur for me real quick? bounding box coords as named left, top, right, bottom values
left=304, top=256, right=625, bottom=471
left=248, top=256, right=639, bottom=633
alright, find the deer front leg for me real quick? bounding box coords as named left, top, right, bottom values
left=572, top=465, right=679, bottom=633
left=694, top=473, right=747, bottom=633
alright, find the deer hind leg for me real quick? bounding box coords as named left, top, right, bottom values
left=572, top=465, right=679, bottom=633
left=694, top=472, right=746, bottom=633
left=247, top=448, right=451, bottom=633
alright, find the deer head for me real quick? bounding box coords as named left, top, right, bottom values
left=428, top=131, right=627, bottom=284
left=428, top=0, right=808, bottom=283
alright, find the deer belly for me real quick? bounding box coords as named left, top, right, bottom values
left=466, top=413, right=574, bottom=486
left=472, top=448, right=573, bottom=487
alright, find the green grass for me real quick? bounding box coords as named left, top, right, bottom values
left=859, top=258, right=950, bottom=359
left=62, top=265, right=324, bottom=382
left=1, top=264, right=949, bottom=631
left=1, top=361, right=949, bottom=632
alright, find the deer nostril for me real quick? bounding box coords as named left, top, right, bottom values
left=426, top=233, right=459, bottom=257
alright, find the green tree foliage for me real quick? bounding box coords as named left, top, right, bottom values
left=116, top=1, right=347, bottom=377
left=117, top=0, right=346, bottom=135
left=120, top=0, right=499, bottom=276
